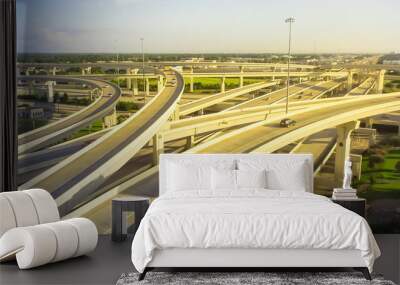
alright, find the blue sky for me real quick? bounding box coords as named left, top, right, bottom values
left=16, top=0, right=400, bottom=53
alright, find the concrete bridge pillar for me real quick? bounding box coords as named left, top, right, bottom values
left=239, top=67, right=244, bottom=88
left=127, top=68, right=139, bottom=95
left=220, top=77, right=226, bottom=93
left=171, top=105, right=180, bottom=121
left=132, top=78, right=139, bottom=95
left=189, top=77, right=194, bottom=92
left=334, top=120, right=359, bottom=187
left=51, top=67, right=57, bottom=76
left=375, top=70, right=386, bottom=93
left=45, top=81, right=56, bottom=103
left=145, top=78, right=150, bottom=96
left=364, top=117, right=374, bottom=128
left=157, top=76, right=163, bottom=93
left=239, top=76, right=244, bottom=88
left=186, top=135, right=195, bottom=149
left=239, top=65, right=245, bottom=87
left=189, top=66, right=194, bottom=92
left=272, top=66, right=276, bottom=81
left=85, top=67, right=92, bottom=74
left=103, top=108, right=117, bottom=128
left=152, top=133, right=164, bottom=165
left=347, top=70, right=354, bottom=91
left=81, top=68, right=85, bottom=75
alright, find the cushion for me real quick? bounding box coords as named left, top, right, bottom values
left=25, top=189, right=60, bottom=224
left=0, top=192, right=39, bottom=227
left=238, top=159, right=309, bottom=191
left=212, top=168, right=237, bottom=190
left=236, top=169, right=267, bottom=189
left=0, top=196, right=17, bottom=237
left=167, top=162, right=212, bottom=191
left=166, top=159, right=236, bottom=192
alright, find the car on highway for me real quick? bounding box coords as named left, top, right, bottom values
left=166, top=80, right=177, bottom=87
left=103, top=85, right=109, bottom=88
left=280, top=118, right=296, bottom=127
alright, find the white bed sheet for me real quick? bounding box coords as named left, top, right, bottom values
left=131, top=190, right=380, bottom=273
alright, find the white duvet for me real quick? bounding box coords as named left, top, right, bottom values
left=131, top=190, right=380, bottom=273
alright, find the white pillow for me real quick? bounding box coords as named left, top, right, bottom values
left=211, top=168, right=237, bottom=190
left=266, top=166, right=307, bottom=191
left=236, top=169, right=267, bottom=189
left=167, top=163, right=212, bottom=191
left=237, top=159, right=309, bottom=191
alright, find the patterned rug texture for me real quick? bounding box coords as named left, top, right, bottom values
left=116, top=271, right=396, bottom=285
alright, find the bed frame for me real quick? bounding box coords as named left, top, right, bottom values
left=139, top=154, right=372, bottom=281
left=140, top=248, right=370, bottom=280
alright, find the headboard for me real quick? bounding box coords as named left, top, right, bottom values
left=159, top=153, right=314, bottom=195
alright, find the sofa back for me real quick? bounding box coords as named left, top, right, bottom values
left=159, top=153, right=313, bottom=196
left=0, top=189, right=59, bottom=237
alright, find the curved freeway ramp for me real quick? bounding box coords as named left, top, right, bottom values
left=179, top=81, right=279, bottom=116
left=345, top=77, right=375, bottom=96
left=20, top=70, right=184, bottom=214
left=188, top=93, right=400, bottom=154
left=18, top=76, right=121, bottom=154
left=229, top=81, right=323, bottom=110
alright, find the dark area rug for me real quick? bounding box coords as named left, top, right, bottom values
left=116, top=271, right=396, bottom=285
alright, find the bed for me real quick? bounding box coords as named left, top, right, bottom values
left=131, top=154, right=380, bottom=280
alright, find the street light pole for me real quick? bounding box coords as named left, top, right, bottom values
left=115, top=40, right=120, bottom=87
left=285, top=17, right=295, bottom=116
left=117, top=51, right=120, bottom=87
left=140, top=38, right=145, bottom=102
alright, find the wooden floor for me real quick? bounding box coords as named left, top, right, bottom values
left=0, top=235, right=133, bottom=285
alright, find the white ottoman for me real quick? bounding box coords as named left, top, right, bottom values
left=0, top=189, right=98, bottom=269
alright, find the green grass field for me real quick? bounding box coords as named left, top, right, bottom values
left=70, top=119, right=104, bottom=140
left=383, top=80, right=400, bottom=93
left=358, top=148, right=400, bottom=200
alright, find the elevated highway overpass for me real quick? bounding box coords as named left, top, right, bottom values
left=385, top=75, right=400, bottom=80
left=17, top=80, right=346, bottom=180
left=19, top=70, right=184, bottom=215
left=17, top=87, right=357, bottom=180
left=18, top=76, right=121, bottom=154
left=345, top=77, right=375, bottom=96
left=164, top=80, right=347, bottom=142
left=228, top=79, right=343, bottom=110
left=188, top=93, right=400, bottom=154
left=17, top=129, right=110, bottom=182
left=178, top=81, right=279, bottom=116
left=65, top=92, right=400, bottom=232
left=17, top=61, right=317, bottom=71
left=323, top=63, right=400, bottom=71
left=182, top=71, right=347, bottom=78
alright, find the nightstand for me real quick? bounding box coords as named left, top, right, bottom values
left=331, top=198, right=366, bottom=218
left=112, top=195, right=150, bottom=242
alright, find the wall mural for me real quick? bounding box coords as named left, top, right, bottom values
left=16, top=0, right=400, bottom=234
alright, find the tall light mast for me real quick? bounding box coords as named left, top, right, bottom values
left=285, top=17, right=295, bottom=115
left=140, top=38, right=145, bottom=102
